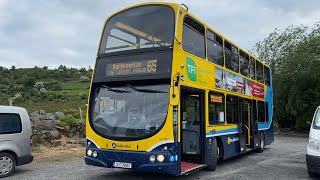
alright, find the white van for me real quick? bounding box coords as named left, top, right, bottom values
left=0, top=106, right=33, bottom=178
left=306, top=106, right=320, bottom=177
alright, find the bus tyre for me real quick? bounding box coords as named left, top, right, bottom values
left=0, top=152, right=16, bottom=178
left=257, top=133, right=265, bottom=153
left=206, top=139, right=217, bottom=171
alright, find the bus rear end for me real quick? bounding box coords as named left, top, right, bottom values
left=85, top=3, right=181, bottom=175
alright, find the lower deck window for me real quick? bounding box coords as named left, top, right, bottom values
left=226, top=96, right=239, bottom=124
left=208, top=92, right=225, bottom=124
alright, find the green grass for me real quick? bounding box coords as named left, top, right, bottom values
left=49, top=89, right=89, bottom=96
left=14, top=99, right=88, bottom=113
left=62, top=81, right=90, bottom=90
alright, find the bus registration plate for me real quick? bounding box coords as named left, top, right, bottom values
left=113, top=162, right=132, bottom=169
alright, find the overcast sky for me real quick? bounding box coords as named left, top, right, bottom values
left=0, top=0, right=319, bottom=69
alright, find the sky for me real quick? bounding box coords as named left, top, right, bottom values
left=0, top=0, right=319, bottom=69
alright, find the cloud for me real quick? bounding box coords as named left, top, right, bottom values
left=0, top=0, right=319, bottom=68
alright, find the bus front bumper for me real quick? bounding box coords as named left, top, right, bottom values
left=84, top=148, right=179, bottom=175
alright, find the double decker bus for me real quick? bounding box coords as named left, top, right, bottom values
left=85, top=2, right=273, bottom=176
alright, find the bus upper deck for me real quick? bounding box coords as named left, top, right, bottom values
left=85, top=2, right=273, bottom=176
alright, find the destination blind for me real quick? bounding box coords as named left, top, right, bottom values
left=105, top=60, right=157, bottom=76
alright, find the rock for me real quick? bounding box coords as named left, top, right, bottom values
left=54, top=112, right=65, bottom=120
left=43, top=121, right=55, bottom=130
left=45, top=131, right=51, bottom=139
left=65, top=125, right=70, bottom=132
left=71, top=127, right=77, bottom=133
left=32, top=135, right=39, bottom=144
left=44, top=113, right=56, bottom=121
left=69, top=132, right=74, bottom=138
left=30, top=111, right=39, bottom=120
left=77, top=119, right=85, bottom=125
left=39, top=110, right=46, bottom=116
left=30, top=110, right=46, bottom=120
left=50, top=129, right=60, bottom=139
left=79, top=76, right=90, bottom=82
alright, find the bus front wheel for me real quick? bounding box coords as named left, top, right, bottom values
left=206, top=139, right=218, bottom=171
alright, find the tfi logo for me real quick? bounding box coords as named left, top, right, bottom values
left=186, top=57, right=197, bottom=82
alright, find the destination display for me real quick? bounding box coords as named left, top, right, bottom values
left=92, top=50, right=173, bottom=83
left=215, top=67, right=265, bottom=98
left=105, top=60, right=158, bottom=76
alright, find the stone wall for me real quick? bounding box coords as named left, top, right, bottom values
left=30, top=110, right=85, bottom=145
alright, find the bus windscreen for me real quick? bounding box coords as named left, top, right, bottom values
left=91, top=84, right=169, bottom=140
left=99, top=5, right=175, bottom=54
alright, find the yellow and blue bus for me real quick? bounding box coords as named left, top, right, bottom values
left=85, top=2, right=273, bottom=175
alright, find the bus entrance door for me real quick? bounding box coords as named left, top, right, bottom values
left=240, top=100, right=250, bottom=153
left=180, top=87, right=206, bottom=174
left=251, top=101, right=259, bottom=149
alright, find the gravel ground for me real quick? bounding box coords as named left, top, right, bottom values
left=6, top=135, right=312, bottom=180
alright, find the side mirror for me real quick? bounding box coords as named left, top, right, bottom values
left=170, top=86, right=179, bottom=106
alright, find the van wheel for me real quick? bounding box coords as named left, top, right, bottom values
left=206, top=139, right=217, bottom=171
left=0, top=153, right=16, bottom=178
left=257, top=133, right=265, bottom=153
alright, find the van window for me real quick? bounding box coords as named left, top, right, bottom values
left=0, top=114, right=22, bottom=134
left=314, top=109, right=320, bottom=128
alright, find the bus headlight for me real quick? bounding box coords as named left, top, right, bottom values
left=157, top=154, right=165, bottom=162
left=309, top=136, right=320, bottom=150
left=87, top=149, right=93, bottom=156
left=149, top=155, right=156, bottom=162
left=92, top=151, right=98, bottom=158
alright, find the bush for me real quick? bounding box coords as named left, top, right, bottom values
left=59, top=115, right=78, bottom=127
left=52, top=83, right=63, bottom=90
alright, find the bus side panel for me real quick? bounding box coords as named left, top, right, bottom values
left=263, top=85, right=274, bottom=146
left=218, top=134, right=241, bottom=160
left=263, top=122, right=274, bottom=146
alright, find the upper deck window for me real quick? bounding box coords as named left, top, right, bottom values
left=207, top=30, right=223, bottom=66
left=264, top=66, right=270, bottom=85
left=249, top=57, right=256, bottom=80
left=225, top=41, right=239, bottom=72
left=240, top=50, right=250, bottom=78
left=182, top=16, right=206, bottom=59
left=256, top=61, right=264, bottom=83
left=99, top=5, right=175, bottom=54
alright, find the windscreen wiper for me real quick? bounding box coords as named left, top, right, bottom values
left=125, top=84, right=166, bottom=93
left=101, top=85, right=131, bottom=93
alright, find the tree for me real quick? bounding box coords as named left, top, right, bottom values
left=253, top=22, right=320, bottom=131
left=11, top=65, right=16, bottom=70
left=23, top=77, right=36, bottom=88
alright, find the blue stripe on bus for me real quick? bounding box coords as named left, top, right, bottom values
left=259, top=85, right=273, bottom=130
left=206, top=128, right=238, bottom=137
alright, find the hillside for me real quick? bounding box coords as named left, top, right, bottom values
left=0, top=65, right=92, bottom=118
